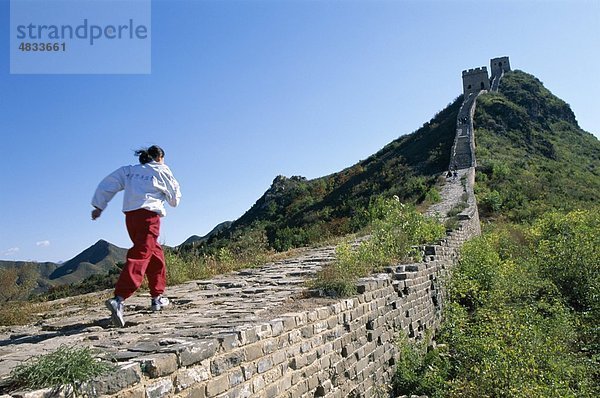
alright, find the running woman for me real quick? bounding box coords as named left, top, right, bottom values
left=91, top=145, right=181, bottom=327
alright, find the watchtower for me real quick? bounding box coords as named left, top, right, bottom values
left=462, top=67, right=490, bottom=96
left=490, top=56, right=511, bottom=78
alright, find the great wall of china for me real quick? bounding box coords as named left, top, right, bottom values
left=0, top=57, right=510, bottom=398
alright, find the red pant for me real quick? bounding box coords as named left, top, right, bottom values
left=114, top=209, right=166, bottom=299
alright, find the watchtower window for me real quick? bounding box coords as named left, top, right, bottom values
left=467, top=84, right=472, bottom=89
left=499, top=62, right=503, bottom=67
left=480, top=82, right=485, bottom=89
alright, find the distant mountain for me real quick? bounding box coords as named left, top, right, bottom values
left=47, top=239, right=127, bottom=285
left=0, top=239, right=127, bottom=296
left=0, top=260, right=59, bottom=295
left=0, top=218, right=239, bottom=300
left=179, top=221, right=233, bottom=247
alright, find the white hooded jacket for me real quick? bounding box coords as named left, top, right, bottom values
left=92, top=161, right=181, bottom=217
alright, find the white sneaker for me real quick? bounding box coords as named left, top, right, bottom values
left=151, top=296, right=170, bottom=311
left=105, top=297, right=125, bottom=327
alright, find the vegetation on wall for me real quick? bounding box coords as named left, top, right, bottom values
left=310, top=197, right=445, bottom=297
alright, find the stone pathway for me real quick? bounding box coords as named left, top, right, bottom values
left=425, top=169, right=468, bottom=222
left=0, top=246, right=338, bottom=388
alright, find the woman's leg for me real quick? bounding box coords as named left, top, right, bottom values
left=114, top=209, right=161, bottom=299
left=146, top=239, right=167, bottom=298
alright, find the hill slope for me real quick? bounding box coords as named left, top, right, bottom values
left=473, top=70, right=600, bottom=220
left=200, top=97, right=462, bottom=252
left=193, top=71, right=600, bottom=253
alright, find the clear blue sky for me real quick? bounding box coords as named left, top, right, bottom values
left=1, top=0, right=599, bottom=262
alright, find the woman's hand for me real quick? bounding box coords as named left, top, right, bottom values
left=91, top=207, right=103, bottom=220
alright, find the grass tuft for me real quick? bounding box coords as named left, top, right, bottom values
left=9, top=345, right=115, bottom=395
left=310, top=197, right=445, bottom=297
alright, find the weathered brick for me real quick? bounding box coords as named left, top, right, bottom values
left=174, top=366, right=210, bottom=392
left=262, top=365, right=282, bottom=384
left=262, top=338, right=277, bottom=354
left=257, top=355, right=274, bottom=373
left=114, top=386, right=145, bottom=398
left=241, top=363, right=256, bottom=380
left=300, top=325, right=313, bottom=338
left=290, top=355, right=307, bottom=370
left=86, top=362, right=142, bottom=396
left=179, top=384, right=206, bottom=398
left=145, top=378, right=173, bottom=398
left=136, top=353, right=178, bottom=378
left=206, top=374, right=229, bottom=397
left=256, top=323, right=273, bottom=339
left=275, top=315, right=293, bottom=330
left=278, top=373, right=293, bottom=392
left=269, top=319, right=284, bottom=336
left=272, top=349, right=287, bottom=366
left=307, top=374, right=319, bottom=390
left=313, top=321, right=328, bottom=334
left=288, top=380, right=308, bottom=398
left=252, top=374, right=266, bottom=392
left=225, top=382, right=253, bottom=398
left=216, top=333, right=240, bottom=351
left=179, top=340, right=219, bottom=367
left=317, top=308, right=330, bottom=320
left=306, top=351, right=317, bottom=366
left=300, top=341, right=312, bottom=354
left=237, top=327, right=258, bottom=345
left=211, top=351, right=244, bottom=376
left=285, top=329, right=300, bottom=345
left=265, top=383, right=279, bottom=398
left=244, top=343, right=264, bottom=361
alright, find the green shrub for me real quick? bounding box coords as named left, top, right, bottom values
left=447, top=201, right=468, bottom=218
left=165, top=226, right=273, bottom=286
left=392, top=336, right=450, bottom=398
left=0, top=301, right=51, bottom=327
left=448, top=235, right=502, bottom=310
left=444, top=216, right=459, bottom=231
left=432, top=223, right=600, bottom=397
left=425, top=187, right=442, bottom=204
left=529, top=209, right=600, bottom=312
left=165, top=251, right=210, bottom=286
left=479, top=189, right=503, bottom=214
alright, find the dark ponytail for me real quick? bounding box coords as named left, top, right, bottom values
left=135, top=145, right=165, bottom=164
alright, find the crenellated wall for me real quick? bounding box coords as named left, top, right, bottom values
left=490, top=56, right=510, bottom=79
left=462, top=67, right=490, bottom=96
